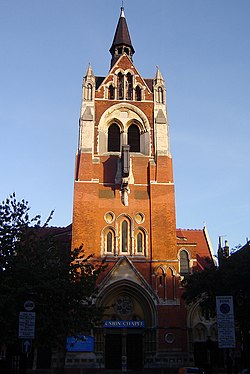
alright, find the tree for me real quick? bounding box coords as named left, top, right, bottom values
left=183, top=245, right=250, bottom=317
left=0, top=193, right=105, bottom=351
left=183, top=244, right=250, bottom=367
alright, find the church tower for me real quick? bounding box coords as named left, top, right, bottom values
left=72, top=5, right=176, bottom=267
left=70, top=6, right=214, bottom=372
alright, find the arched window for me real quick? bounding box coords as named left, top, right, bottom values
left=135, top=86, right=141, bottom=101
left=157, top=87, right=164, bottom=104
left=121, top=220, right=128, bottom=252
left=118, top=72, right=124, bottom=100
left=103, top=228, right=115, bottom=254
left=87, top=83, right=93, bottom=101
left=128, top=124, right=140, bottom=152
left=126, top=73, right=133, bottom=100
left=180, top=250, right=189, bottom=275
left=137, top=232, right=143, bottom=253
left=106, top=231, right=113, bottom=253
left=108, top=85, right=115, bottom=100
left=124, top=47, right=130, bottom=55
left=108, top=123, right=120, bottom=152
left=135, top=230, right=145, bottom=254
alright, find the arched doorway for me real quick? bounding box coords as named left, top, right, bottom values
left=96, top=280, right=157, bottom=370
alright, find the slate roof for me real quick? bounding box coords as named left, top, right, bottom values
left=109, top=9, right=135, bottom=55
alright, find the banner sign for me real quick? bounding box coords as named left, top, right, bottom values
left=104, top=320, right=144, bottom=328
left=66, top=335, right=94, bottom=352
left=216, top=296, right=236, bottom=348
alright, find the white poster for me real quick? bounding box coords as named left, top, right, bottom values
left=216, top=296, right=236, bottom=348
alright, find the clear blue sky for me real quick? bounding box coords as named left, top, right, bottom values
left=1, top=0, right=249, bottom=253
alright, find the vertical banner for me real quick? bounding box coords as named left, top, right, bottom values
left=216, top=296, right=236, bottom=348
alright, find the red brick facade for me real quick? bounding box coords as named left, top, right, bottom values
left=69, top=7, right=215, bottom=371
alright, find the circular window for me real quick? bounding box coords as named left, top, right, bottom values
left=134, top=212, right=144, bottom=224
left=104, top=212, right=115, bottom=224
left=165, top=333, right=175, bottom=344
left=115, top=296, right=133, bottom=317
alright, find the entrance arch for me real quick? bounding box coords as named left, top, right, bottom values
left=96, top=279, right=157, bottom=370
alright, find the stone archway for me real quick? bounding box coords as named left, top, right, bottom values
left=96, top=279, right=157, bottom=370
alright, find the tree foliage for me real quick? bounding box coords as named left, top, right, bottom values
left=183, top=245, right=250, bottom=321
left=0, top=193, right=105, bottom=349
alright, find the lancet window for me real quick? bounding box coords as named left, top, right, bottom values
left=128, top=124, right=140, bottom=152
left=108, top=123, right=120, bottom=152
left=135, top=86, right=142, bottom=101
left=118, top=72, right=124, bottom=100
left=121, top=220, right=129, bottom=253
left=86, top=83, right=93, bottom=101
left=102, top=215, right=147, bottom=256
left=106, top=230, right=114, bottom=253
left=108, top=85, right=115, bottom=100
left=157, top=86, right=164, bottom=104
left=126, top=73, right=133, bottom=100
left=179, top=249, right=190, bottom=275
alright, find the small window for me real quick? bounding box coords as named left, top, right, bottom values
left=126, top=73, right=133, bottom=100
left=180, top=250, right=189, bottom=274
left=118, top=72, right=124, bottom=100
left=108, top=124, right=120, bottom=152
left=87, top=83, right=93, bottom=101
left=128, top=124, right=140, bottom=152
left=135, top=86, right=141, bottom=101
left=108, top=85, right=115, bottom=100
left=137, top=232, right=143, bottom=253
left=157, top=87, right=164, bottom=104
left=106, top=231, right=113, bottom=253
left=121, top=220, right=128, bottom=252
left=124, top=47, right=130, bottom=55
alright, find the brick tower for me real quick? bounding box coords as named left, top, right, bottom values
left=70, top=6, right=214, bottom=371
left=72, top=5, right=176, bottom=271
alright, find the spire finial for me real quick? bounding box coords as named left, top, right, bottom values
left=121, top=1, right=125, bottom=18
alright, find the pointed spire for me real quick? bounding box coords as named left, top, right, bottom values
left=85, top=63, right=94, bottom=78
left=155, top=66, right=164, bottom=83
left=109, top=6, right=135, bottom=67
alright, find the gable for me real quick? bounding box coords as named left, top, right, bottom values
left=96, top=54, right=152, bottom=96
left=98, top=257, right=156, bottom=301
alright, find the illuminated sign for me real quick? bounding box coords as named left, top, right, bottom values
left=103, top=320, right=144, bottom=328
left=66, top=335, right=94, bottom=352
